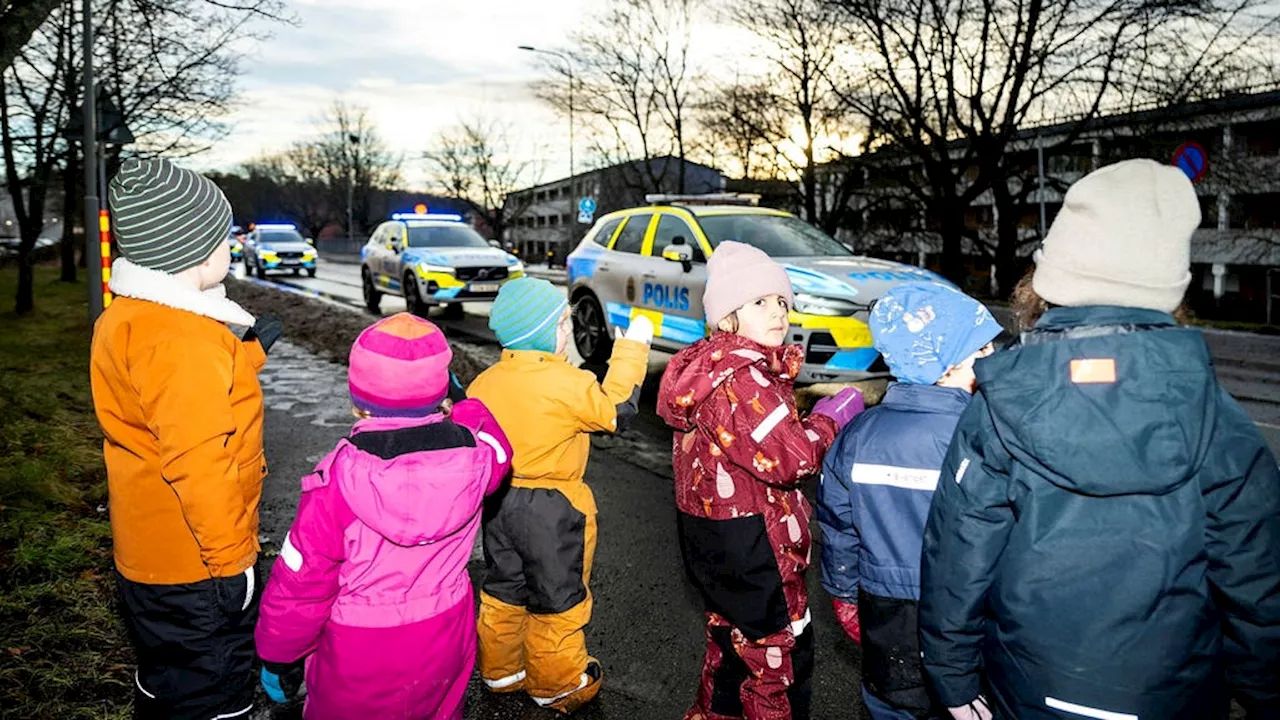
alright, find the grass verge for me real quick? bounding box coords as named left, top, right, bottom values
left=0, top=266, right=131, bottom=719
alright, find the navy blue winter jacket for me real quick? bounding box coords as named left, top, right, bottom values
left=920, top=306, right=1280, bottom=720
left=818, top=382, right=972, bottom=714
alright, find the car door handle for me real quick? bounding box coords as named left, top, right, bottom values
left=641, top=272, right=657, bottom=278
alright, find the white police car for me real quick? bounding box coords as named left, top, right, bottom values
left=361, top=213, right=524, bottom=316
left=566, top=195, right=948, bottom=383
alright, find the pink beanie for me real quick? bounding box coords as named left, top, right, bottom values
left=703, top=241, right=794, bottom=326
left=349, top=313, right=453, bottom=417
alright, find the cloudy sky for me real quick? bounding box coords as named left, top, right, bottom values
left=198, top=0, right=735, bottom=190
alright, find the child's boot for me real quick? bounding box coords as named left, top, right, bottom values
left=534, top=658, right=602, bottom=714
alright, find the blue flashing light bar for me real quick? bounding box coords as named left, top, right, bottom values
left=392, top=213, right=463, bottom=222
left=255, top=223, right=297, bottom=230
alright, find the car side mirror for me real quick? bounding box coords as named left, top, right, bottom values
left=661, top=240, right=693, bottom=273
left=306, top=237, right=315, bottom=245
left=488, top=239, right=501, bottom=248
left=386, top=242, right=398, bottom=253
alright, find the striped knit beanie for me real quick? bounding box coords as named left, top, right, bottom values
left=349, top=313, right=453, bottom=417
left=489, top=277, right=568, bottom=353
left=108, top=158, right=233, bottom=273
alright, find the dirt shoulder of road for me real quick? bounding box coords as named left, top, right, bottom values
left=0, top=267, right=131, bottom=718
left=225, top=279, right=494, bottom=384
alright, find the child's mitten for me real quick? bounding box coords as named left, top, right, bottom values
left=832, top=597, right=861, bottom=643
left=812, top=387, right=865, bottom=430
left=260, top=660, right=305, bottom=704
left=615, top=315, right=655, bottom=345
left=243, top=314, right=284, bottom=354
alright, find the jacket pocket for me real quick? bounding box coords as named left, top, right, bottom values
left=236, top=450, right=267, bottom=503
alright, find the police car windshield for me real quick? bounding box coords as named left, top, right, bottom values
left=699, top=214, right=852, bottom=257
left=259, top=230, right=304, bottom=244
left=406, top=225, right=491, bottom=249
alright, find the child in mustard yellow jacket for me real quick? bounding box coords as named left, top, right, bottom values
left=469, top=277, right=653, bottom=713
left=91, top=158, right=282, bottom=719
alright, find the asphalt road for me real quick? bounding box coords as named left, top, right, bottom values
left=245, top=257, right=1280, bottom=455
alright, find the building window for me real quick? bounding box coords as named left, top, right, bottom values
left=537, top=216, right=547, bottom=228
left=549, top=215, right=560, bottom=227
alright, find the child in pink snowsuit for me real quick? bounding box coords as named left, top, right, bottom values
left=255, top=313, right=512, bottom=719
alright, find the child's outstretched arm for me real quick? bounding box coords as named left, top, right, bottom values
left=1201, top=390, right=1280, bottom=716
left=573, top=318, right=653, bottom=434
left=449, top=397, right=514, bottom=495
left=137, top=339, right=256, bottom=577
left=919, top=393, right=1014, bottom=713
left=256, top=461, right=353, bottom=667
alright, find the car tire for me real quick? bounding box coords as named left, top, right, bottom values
left=404, top=272, right=429, bottom=317
left=255, top=261, right=266, bottom=280
left=362, top=267, right=381, bottom=314
left=306, top=268, right=316, bottom=278
left=292, top=268, right=300, bottom=276
left=572, top=292, right=613, bottom=364
left=441, top=302, right=464, bottom=319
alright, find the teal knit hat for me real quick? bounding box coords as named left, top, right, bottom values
left=489, top=278, right=569, bottom=352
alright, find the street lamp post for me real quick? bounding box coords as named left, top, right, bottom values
left=518, top=45, right=574, bottom=182
left=347, top=133, right=358, bottom=248
left=82, top=0, right=101, bottom=322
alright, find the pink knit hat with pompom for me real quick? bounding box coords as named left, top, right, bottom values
left=349, top=313, right=452, bottom=417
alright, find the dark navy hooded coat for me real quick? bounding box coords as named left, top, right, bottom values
left=919, top=306, right=1280, bottom=720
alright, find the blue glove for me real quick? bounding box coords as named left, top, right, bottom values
left=260, top=660, right=304, bottom=704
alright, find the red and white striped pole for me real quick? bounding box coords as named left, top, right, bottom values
left=99, top=208, right=113, bottom=308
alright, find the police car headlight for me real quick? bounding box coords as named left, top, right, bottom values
left=417, top=263, right=456, bottom=276
left=510, top=261, right=524, bottom=274
left=793, top=293, right=858, bottom=317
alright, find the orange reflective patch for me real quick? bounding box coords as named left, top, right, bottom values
left=1070, top=358, right=1116, bottom=384
left=378, top=313, right=435, bottom=339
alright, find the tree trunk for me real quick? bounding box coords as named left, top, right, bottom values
left=938, top=201, right=967, bottom=286
left=61, top=154, right=79, bottom=282
left=991, top=182, right=1022, bottom=299
left=15, top=246, right=35, bottom=314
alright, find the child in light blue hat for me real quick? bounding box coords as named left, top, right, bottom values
left=816, top=281, right=1000, bottom=720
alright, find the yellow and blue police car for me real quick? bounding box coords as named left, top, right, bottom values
left=566, top=194, right=948, bottom=383
left=244, top=223, right=318, bottom=279
left=361, top=213, right=524, bottom=316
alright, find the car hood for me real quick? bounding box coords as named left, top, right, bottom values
left=258, top=241, right=312, bottom=253
left=402, top=246, right=516, bottom=268
left=778, top=255, right=948, bottom=304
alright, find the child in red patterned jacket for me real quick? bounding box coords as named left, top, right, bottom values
left=657, top=241, right=864, bottom=720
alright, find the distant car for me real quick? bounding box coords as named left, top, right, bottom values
left=360, top=213, right=524, bottom=316
left=227, top=226, right=244, bottom=261
left=566, top=194, right=949, bottom=383
left=243, top=223, right=317, bottom=279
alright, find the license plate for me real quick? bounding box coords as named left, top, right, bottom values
left=470, top=283, right=500, bottom=293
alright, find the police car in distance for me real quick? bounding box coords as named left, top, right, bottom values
left=227, top=225, right=245, bottom=261
left=361, top=213, right=524, bottom=316
left=243, top=223, right=317, bottom=279
left=566, top=194, right=948, bottom=384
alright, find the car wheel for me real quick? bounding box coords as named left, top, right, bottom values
left=255, top=261, right=266, bottom=280
left=362, top=268, right=381, bottom=314
left=441, top=302, right=464, bottom=319
left=404, top=272, right=429, bottom=317
left=292, top=268, right=300, bottom=276
left=306, top=268, right=316, bottom=278
left=572, top=293, right=613, bottom=364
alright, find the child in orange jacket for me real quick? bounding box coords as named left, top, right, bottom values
left=91, top=158, right=282, bottom=720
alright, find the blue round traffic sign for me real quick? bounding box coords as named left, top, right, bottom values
left=578, top=197, right=597, bottom=214
left=1173, top=142, right=1208, bottom=183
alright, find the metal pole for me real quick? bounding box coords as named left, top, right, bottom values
left=567, top=67, right=574, bottom=183
left=83, top=0, right=102, bottom=322
left=1036, top=134, right=1047, bottom=238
